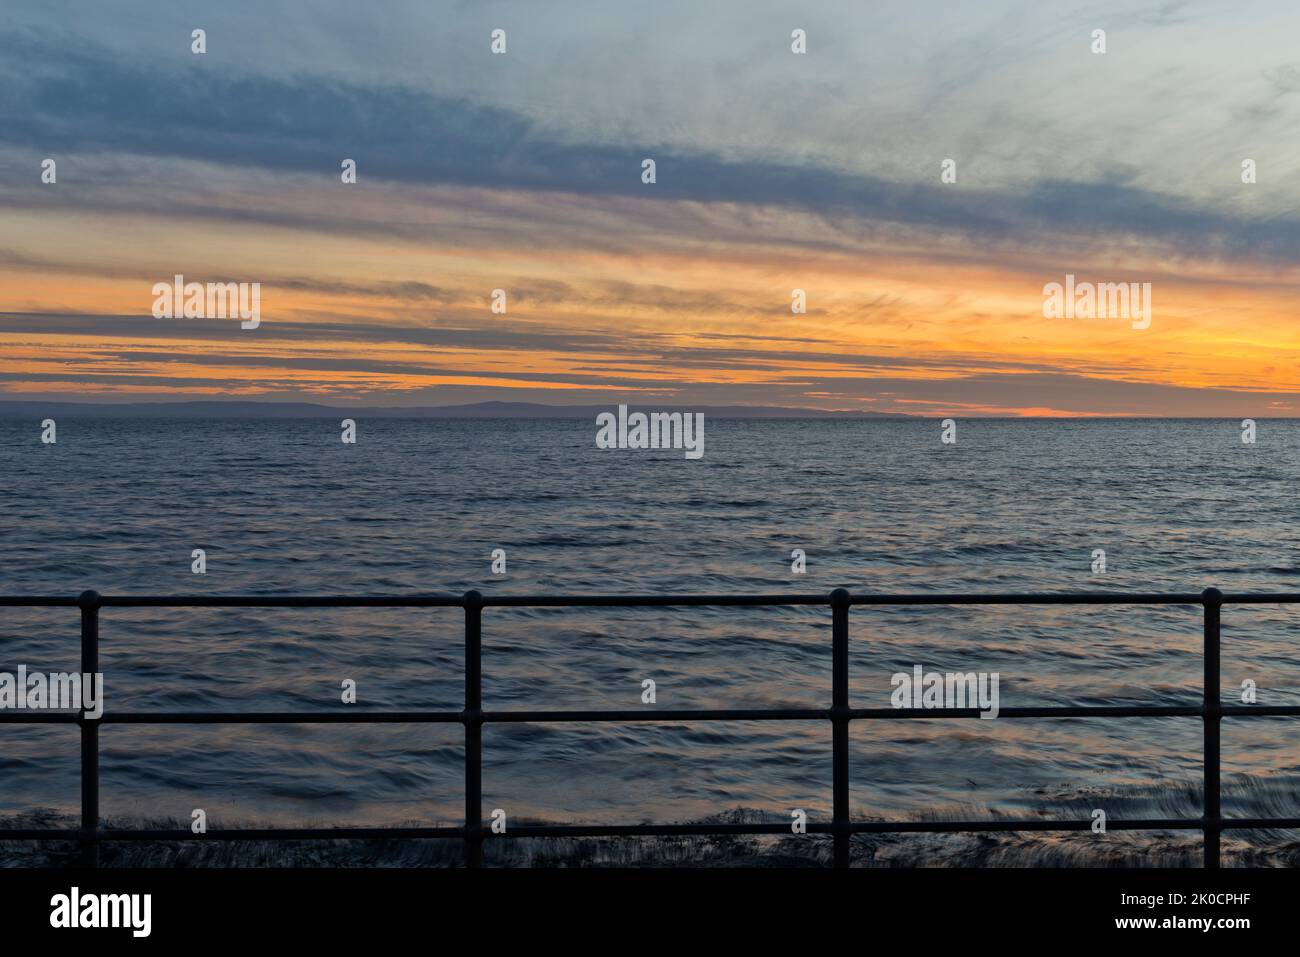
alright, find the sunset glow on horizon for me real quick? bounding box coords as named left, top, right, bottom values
left=3, top=1, right=1299, bottom=416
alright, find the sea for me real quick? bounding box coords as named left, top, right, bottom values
left=1, top=416, right=1298, bottom=866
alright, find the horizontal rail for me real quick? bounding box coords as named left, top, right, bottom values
left=7, top=816, right=1300, bottom=845
left=3, top=591, right=1300, bottom=608
left=0, top=827, right=462, bottom=842
left=2, top=587, right=1298, bottom=868
left=6, top=705, right=1300, bottom=725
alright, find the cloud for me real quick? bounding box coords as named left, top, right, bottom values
left=6, top=29, right=1300, bottom=266
left=0, top=311, right=629, bottom=353
left=5, top=310, right=1297, bottom=416
left=4, top=5, right=1300, bottom=415
left=274, top=279, right=449, bottom=301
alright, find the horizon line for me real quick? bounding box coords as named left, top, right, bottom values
left=0, top=397, right=1294, bottom=420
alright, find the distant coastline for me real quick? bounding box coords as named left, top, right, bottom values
left=0, top=399, right=914, bottom=419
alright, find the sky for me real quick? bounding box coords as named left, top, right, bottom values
left=1, top=0, right=1298, bottom=415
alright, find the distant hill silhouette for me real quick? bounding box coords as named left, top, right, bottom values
left=0, top=399, right=913, bottom=419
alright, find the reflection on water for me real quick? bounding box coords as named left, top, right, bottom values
left=1, top=417, right=1297, bottom=863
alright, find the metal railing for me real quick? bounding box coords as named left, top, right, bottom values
left=2, top=587, right=1299, bottom=868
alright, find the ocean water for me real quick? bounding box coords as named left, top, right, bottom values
left=1, top=417, right=1298, bottom=865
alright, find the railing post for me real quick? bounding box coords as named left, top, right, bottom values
left=1202, top=587, right=1222, bottom=869
left=77, top=590, right=101, bottom=868
left=830, top=588, right=851, bottom=869
left=462, top=590, right=484, bottom=868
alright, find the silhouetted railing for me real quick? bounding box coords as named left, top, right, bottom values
left=2, top=587, right=1299, bottom=868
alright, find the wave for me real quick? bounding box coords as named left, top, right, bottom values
left=5, top=774, right=1298, bottom=868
